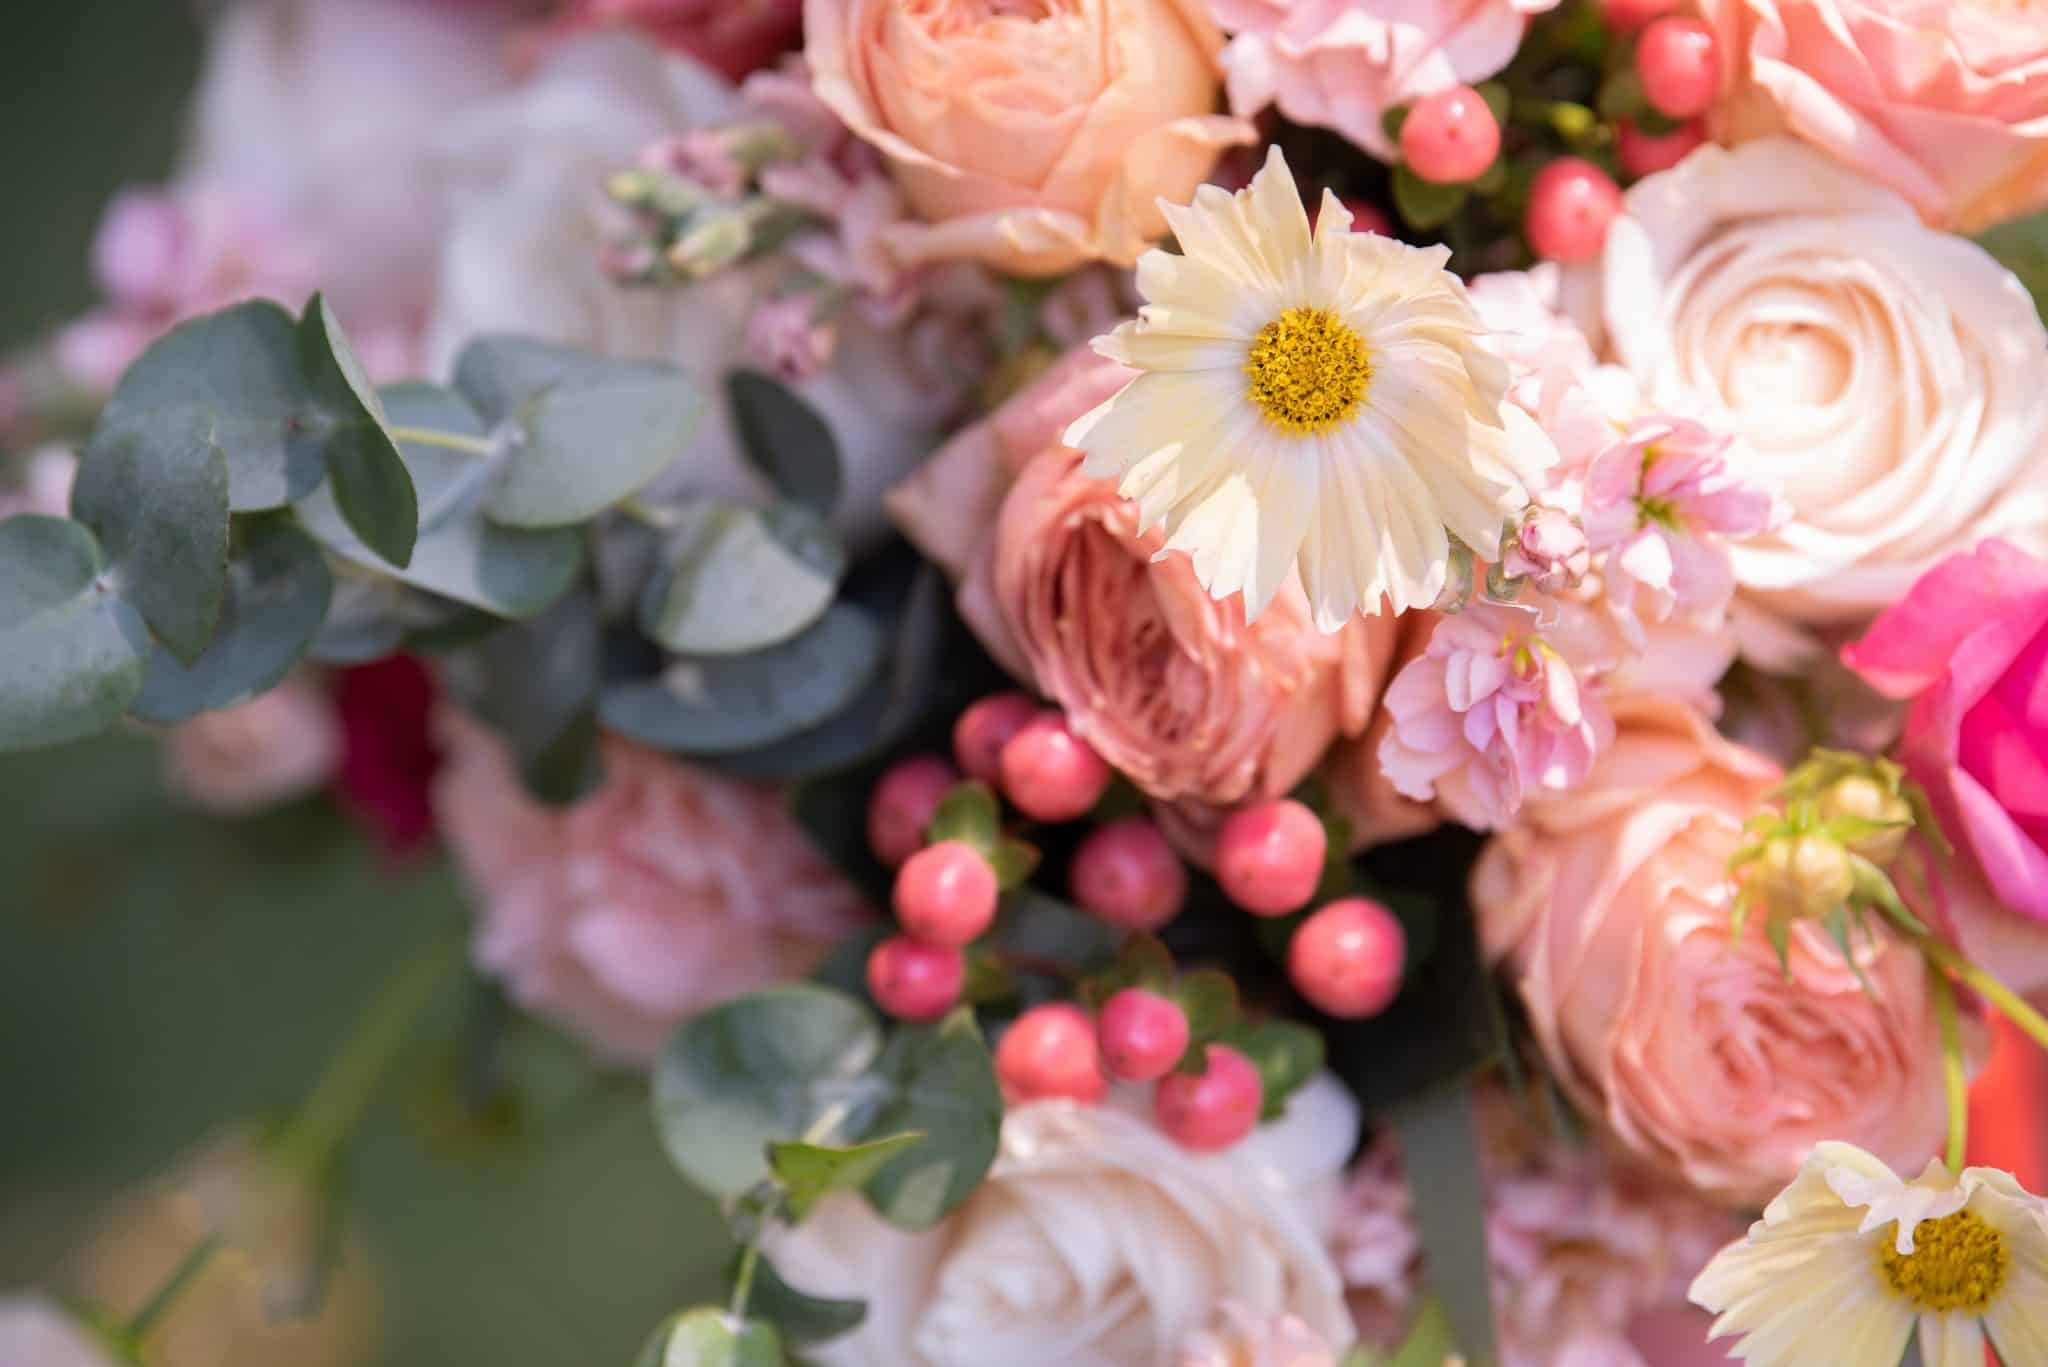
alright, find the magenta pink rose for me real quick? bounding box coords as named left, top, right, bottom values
left=1701, top=0, right=2048, bottom=232
left=529, top=0, right=804, bottom=82
left=1844, top=538, right=2048, bottom=992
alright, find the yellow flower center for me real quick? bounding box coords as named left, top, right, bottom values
left=1877, top=1211, right=2010, bottom=1315
left=1245, top=307, right=1371, bottom=434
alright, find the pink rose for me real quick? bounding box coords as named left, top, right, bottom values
left=160, top=674, right=343, bottom=815
left=1472, top=697, right=1969, bottom=1204
left=888, top=350, right=1401, bottom=815
left=804, top=0, right=1254, bottom=276
left=432, top=713, right=870, bottom=1066
left=1208, top=0, right=1562, bottom=161
left=1701, top=0, right=2048, bottom=232
left=1844, top=538, right=2048, bottom=994
left=535, top=0, right=804, bottom=82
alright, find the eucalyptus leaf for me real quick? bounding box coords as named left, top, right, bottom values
left=647, top=1308, right=782, bottom=1367
left=129, top=517, right=333, bottom=724
left=453, top=336, right=701, bottom=528
left=741, top=1253, right=866, bottom=1346
left=0, top=516, right=150, bottom=749
left=306, top=577, right=407, bottom=665
left=726, top=370, right=842, bottom=516
left=861, top=1008, right=1004, bottom=1231
left=436, top=588, right=603, bottom=804
left=638, top=500, right=844, bottom=656
left=768, top=1132, right=925, bottom=1221
left=70, top=417, right=230, bottom=664
left=1391, top=1082, right=1498, bottom=1367
left=296, top=294, right=416, bottom=568
left=295, top=384, right=581, bottom=620
left=652, top=984, right=886, bottom=1200
left=599, top=604, right=885, bottom=756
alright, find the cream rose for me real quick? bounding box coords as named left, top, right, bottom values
left=1573, top=138, right=2048, bottom=626
left=804, top=0, right=1253, bottom=276
left=768, top=1079, right=1359, bottom=1366
left=1472, top=697, right=1971, bottom=1205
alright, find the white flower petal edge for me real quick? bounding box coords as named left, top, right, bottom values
left=1689, top=1141, right=2048, bottom=1367
left=1063, top=146, right=1546, bottom=630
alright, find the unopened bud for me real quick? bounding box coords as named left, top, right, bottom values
left=667, top=207, right=757, bottom=279
left=1433, top=539, right=1479, bottom=612
left=1819, top=774, right=1912, bottom=865
left=605, top=168, right=709, bottom=220
left=1500, top=505, right=1590, bottom=595
left=1754, top=833, right=1854, bottom=922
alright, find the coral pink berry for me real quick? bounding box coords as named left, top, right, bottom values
left=1215, top=799, right=1326, bottom=917
left=893, top=839, right=999, bottom=947
left=952, top=692, right=1040, bottom=786
left=1098, top=988, right=1190, bottom=1082
left=1599, top=0, right=1679, bottom=32
left=1635, top=18, right=1719, bottom=120
left=1153, top=1044, right=1263, bottom=1151
left=1525, top=158, right=1624, bottom=264
left=1289, top=898, right=1406, bottom=1019
left=866, top=935, right=963, bottom=1022
left=1400, top=85, right=1501, bottom=186
left=867, top=755, right=960, bottom=868
left=999, top=713, right=1112, bottom=823
left=1616, top=118, right=1705, bottom=179
left=995, top=1002, right=1106, bottom=1103
left=1070, top=818, right=1186, bottom=932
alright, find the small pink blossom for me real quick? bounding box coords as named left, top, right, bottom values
left=161, top=673, right=343, bottom=815
left=1501, top=506, right=1590, bottom=595
left=1379, top=600, right=1615, bottom=830
left=746, top=293, right=839, bottom=382
left=1178, top=1303, right=1337, bottom=1367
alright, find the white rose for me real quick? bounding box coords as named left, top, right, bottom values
left=0, top=1294, right=115, bottom=1367
left=422, top=34, right=954, bottom=551
left=1573, top=138, right=2048, bottom=626
left=766, top=1077, right=1360, bottom=1367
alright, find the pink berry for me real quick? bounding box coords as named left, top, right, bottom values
left=1070, top=819, right=1187, bottom=932
left=1288, top=898, right=1407, bottom=1019
left=953, top=692, right=1040, bottom=786
left=1616, top=118, right=1705, bottom=179
left=1153, top=1044, right=1263, bottom=1151
left=1215, top=799, right=1326, bottom=917
left=1636, top=18, right=1719, bottom=120
left=999, top=713, right=1112, bottom=823
left=868, top=755, right=960, bottom=867
left=893, top=840, right=999, bottom=947
left=1525, top=158, right=1624, bottom=264
left=995, top=1003, right=1107, bottom=1103
left=1400, top=85, right=1501, bottom=186
left=866, top=935, right=964, bottom=1021
left=1599, top=0, right=1679, bottom=32
left=1098, top=988, right=1190, bottom=1083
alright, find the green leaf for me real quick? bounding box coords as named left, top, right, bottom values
left=70, top=416, right=230, bottom=664
left=726, top=370, right=843, bottom=516
left=306, top=577, right=407, bottom=665
left=436, top=588, right=603, bottom=804
left=296, top=294, right=416, bottom=568
left=1222, top=1020, right=1326, bottom=1121
left=1475, top=82, right=1510, bottom=128
left=1391, top=1082, right=1498, bottom=1367
left=1393, top=166, right=1470, bottom=229
left=768, top=1132, right=926, bottom=1221
left=1171, top=970, right=1240, bottom=1045
left=638, top=500, right=845, bottom=656
left=861, top=1008, right=1005, bottom=1231
left=741, top=1253, right=866, bottom=1346
left=1596, top=67, right=1647, bottom=120
left=1849, top=852, right=1930, bottom=938
left=0, top=516, right=150, bottom=749
left=294, top=384, right=582, bottom=620
left=644, top=1308, right=783, bottom=1367
left=453, top=336, right=702, bottom=528
left=1381, top=104, right=1412, bottom=145
left=651, top=984, right=886, bottom=1200
left=925, top=781, right=1000, bottom=854
left=128, top=518, right=333, bottom=724
left=987, top=839, right=1039, bottom=891
left=991, top=891, right=1123, bottom=977
left=1387, top=1300, right=1457, bottom=1367
left=599, top=604, right=886, bottom=756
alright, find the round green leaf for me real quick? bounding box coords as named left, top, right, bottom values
left=306, top=577, right=407, bottom=665
left=726, top=369, right=843, bottom=516
left=742, top=1254, right=866, bottom=1346
left=651, top=984, right=885, bottom=1200
left=129, top=518, right=333, bottom=724
left=860, top=1010, right=1004, bottom=1231
left=600, top=604, right=885, bottom=756
left=638, top=500, right=844, bottom=656
left=70, top=415, right=230, bottom=664
left=435, top=589, right=602, bottom=805
left=0, top=516, right=150, bottom=750
left=296, top=295, right=416, bottom=568
left=295, top=384, right=582, bottom=619
left=654, top=1309, right=782, bottom=1367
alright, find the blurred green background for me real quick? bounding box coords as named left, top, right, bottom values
left=0, top=6, right=727, bottom=1363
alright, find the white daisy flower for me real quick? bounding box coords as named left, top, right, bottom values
left=1062, top=146, right=1548, bottom=629
left=1689, top=1141, right=2048, bottom=1366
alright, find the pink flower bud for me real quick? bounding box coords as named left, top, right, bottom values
left=89, top=188, right=187, bottom=308
left=1502, top=506, right=1590, bottom=594
left=745, top=294, right=838, bottom=382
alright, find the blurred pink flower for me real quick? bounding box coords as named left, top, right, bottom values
left=535, top=0, right=804, bottom=82
left=433, top=713, right=871, bottom=1066
left=1178, top=1302, right=1337, bottom=1367
left=746, top=293, right=840, bottom=382
left=1208, top=0, right=1562, bottom=161
left=161, top=674, right=343, bottom=815
left=0, top=450, right=76, bottom=521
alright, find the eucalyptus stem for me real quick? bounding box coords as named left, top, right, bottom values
left=124, top=1232, right=222, bottom=1341
left=275, top=934, right=464, bottom=1174
left=1930, top=965, right=1969, bottom=1177
left=728, top=1242, right=762, bottom=1321
left=1921, top=934, right=2048, bottom=1058
left=387, top=425, right=495, bottom=457
left=618, top=495, right=681, bottom=530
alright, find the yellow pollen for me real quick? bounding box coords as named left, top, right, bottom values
left=1877, top=1211, right=2009, bottom=1315
left=1245, top=307, right=1371, bottom=434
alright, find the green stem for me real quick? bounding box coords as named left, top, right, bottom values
left=1921, top=935, right=2048, bottom=1057
left=618, top=495, right=681, bottom=530
left=124, top=1232, right=221, bottom=1341
left=275, top=935, right=464, bottom=1174
left=728, top=1242, right=761, bottom=1321
left=387, top=426, right=495, bottom=457
left=1931, top=965, right=1969, bottom=1177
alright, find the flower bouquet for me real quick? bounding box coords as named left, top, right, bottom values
left=6, top=1, right=2048, bottom=1364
